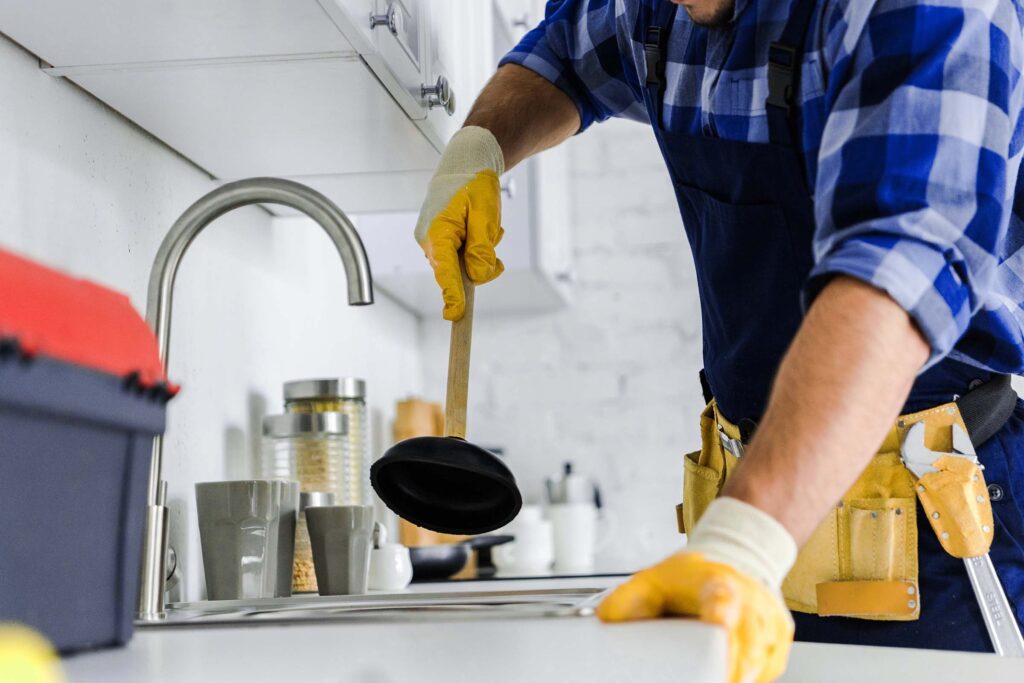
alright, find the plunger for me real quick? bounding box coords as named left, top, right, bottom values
left=371, top=257, right=523, bottom=535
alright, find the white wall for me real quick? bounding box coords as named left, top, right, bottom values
left=0, top=34, right=422, bottom=600
left=0, top=19, right=704, bottom=594
left=420, top=118, right=705, bottom=569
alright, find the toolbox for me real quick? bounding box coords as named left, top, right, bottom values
left=0, top=248, right=174, bottom=653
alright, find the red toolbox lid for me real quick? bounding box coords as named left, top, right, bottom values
left=0, top=248, right=173, bottom=391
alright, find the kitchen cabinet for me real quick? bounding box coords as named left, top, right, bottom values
left=347, top=0, right=574, bottom=316
left=0, top=0, right=459, bottom=210
left=0, top=1, right=347, bottom=65
left=0, top=0, right=574, bottom=313
left=425, top=0, right=495, bottom=145
left=66, top=58, right=440, bottom=179
left=493, top=0, right=542, bottom=41
left=348, top=157, right=573, bottom=317
left=318, top=0, right=440, bottom=126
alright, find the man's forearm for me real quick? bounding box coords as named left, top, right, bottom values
left=465, top=64, right=580, bottom=169
left=721, top=276, right=930, bottom=546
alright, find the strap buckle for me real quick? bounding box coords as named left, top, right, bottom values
left=644, top=26, right=665, bottom=86
left=766, top=41, right=798, bottom=112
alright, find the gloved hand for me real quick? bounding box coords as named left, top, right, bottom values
left=0, top=625, right=64, bottom=683
left=414, top=126, right=506, bottom=321
left=597, top=498, right=797, bottom=683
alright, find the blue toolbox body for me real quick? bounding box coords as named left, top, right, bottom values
left=0, top=248, right=174, bottom=653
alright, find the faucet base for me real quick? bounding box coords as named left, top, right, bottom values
left=137, top=502, right=169, bottom=621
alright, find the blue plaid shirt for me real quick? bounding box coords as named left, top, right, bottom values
left=502, top=0, right=1024, bottom=374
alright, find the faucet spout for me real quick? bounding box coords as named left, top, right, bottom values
left=137, top=177, right=374, bottom=620
left=146, top=177, right=373, bottom=361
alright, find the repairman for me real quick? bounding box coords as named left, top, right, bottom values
left=413, top=2, right=1024, bottom=680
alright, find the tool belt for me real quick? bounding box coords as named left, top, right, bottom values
left=676, top=375, right=1016, bottom=621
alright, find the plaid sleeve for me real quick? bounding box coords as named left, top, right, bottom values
left=807, top=1, right=1024, bottom=367
left=499, top=0, right=646, bottom=131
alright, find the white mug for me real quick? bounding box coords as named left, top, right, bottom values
left=549, top=503, right=602, bottom=572
left=493, top=513, right=554, bottom=574
left=368, top=543, right=413, bottom=591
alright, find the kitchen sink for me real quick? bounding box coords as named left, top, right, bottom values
left=137, top=586, right=610, bottom=627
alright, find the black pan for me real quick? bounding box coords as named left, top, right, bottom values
left=409, top=535, right=513, bottom=581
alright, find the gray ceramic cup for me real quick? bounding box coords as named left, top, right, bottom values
left=305, top=505, right=374, bottom=595
left=195, top=480, right=292, bottom=601
left=271, top=480, right=300, bottom=598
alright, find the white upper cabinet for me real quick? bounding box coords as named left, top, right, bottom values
left=0, top=0, right=348, bottom=65
left=0, top=0, right=574, bottom=312
left=68, top=57, right=440, bottom=179
left=320, top=0, right=437, bottom=126
left=493, top=0, right=541, bottom=41
left=424, top=0, right=495, bottom=143
left=350, top=0, right=574, bottom=316
left=0, top=0, right=458, bottom=211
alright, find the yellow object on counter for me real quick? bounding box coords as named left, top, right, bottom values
left=0, top=625, right=64, bottom=683
left=597, top=553, right=793, bottom=683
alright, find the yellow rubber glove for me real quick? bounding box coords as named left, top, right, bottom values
left=0, top=624, right=64, bottom=683
left=414, top=126, right=505, bottom=321
left=597, top=498, right=797, bottom=683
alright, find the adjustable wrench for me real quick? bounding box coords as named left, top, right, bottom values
left=902, top=422, right=1024, bottom=657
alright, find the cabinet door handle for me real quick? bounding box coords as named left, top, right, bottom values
left=369, top=7, right=399, bottom=35
left=500, top=178, right=517, bottom=199
left=422, top=76, right=456, bottom=116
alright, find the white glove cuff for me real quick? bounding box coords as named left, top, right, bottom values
left=685, top=497, right=797, bottom=590
left=435, top=126, right=505, bottom=177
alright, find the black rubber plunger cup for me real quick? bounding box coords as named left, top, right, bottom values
left=371, top=262, right=522, bottom=535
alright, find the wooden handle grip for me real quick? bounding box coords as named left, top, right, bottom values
left=444, top=264, right=474, bottom=439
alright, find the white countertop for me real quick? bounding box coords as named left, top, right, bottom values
left=60, top=577, right=1024, bottom=683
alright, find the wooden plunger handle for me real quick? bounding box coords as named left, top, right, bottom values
left=444, top=262, right=474, bottom=439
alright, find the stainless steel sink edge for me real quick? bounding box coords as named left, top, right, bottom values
left=136, top=587, right=610, bottom=627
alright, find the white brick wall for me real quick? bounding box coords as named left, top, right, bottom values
left=420, top=118, right=707, bottom=569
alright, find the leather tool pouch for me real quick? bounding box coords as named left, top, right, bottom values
left=679, top=403, right=738, bottom=535
left=680, top=400, right=921, bottom=621
left=904, top=406, right=995, bottom=559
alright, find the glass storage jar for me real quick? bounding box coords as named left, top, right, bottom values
left=261, top=412, right=350, bottom=499
left=284, top=378, right=369, bottom=505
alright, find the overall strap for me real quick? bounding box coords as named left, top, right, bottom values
left=765, top=0, right=820, bottom=147
left=643, top=1, right=679, bottom=128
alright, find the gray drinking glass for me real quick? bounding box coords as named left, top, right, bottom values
left=196, top=480, right=283, bottom=601
left=270, top=480, right=300, bottom=598
left=305, top=505, right=374, bottom=595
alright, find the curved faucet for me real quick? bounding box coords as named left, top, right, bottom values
left=138, top=177, right=374, bottom=620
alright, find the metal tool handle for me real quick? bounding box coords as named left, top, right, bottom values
left=444, top=260, right=474, bottom=439
left=964, top=554, right=1024, bottom=657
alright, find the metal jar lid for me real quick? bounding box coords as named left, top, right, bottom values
left=300, top=491, right=337, bottom=510
left=262, top=412, right=348, bottom=437
left=284, top=378, right=366, bottom=401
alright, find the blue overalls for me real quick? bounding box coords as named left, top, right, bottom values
left=641, top=0, right=1024, bottom=651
